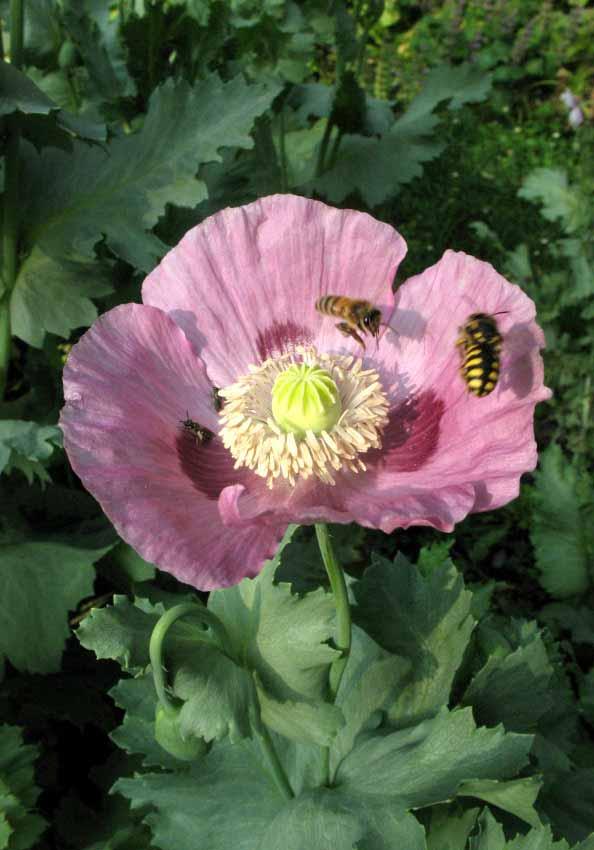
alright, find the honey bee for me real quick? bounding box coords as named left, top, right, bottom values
left=180, top=414, right=213, bottom=444
left=315, top=296, right=383, bottom=350
left=456, top=312, right=505, bottom=397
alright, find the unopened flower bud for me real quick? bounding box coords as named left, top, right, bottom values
left=154, top=705, right=207, bottom=762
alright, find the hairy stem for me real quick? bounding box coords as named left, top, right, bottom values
left=149, top=601, right=230, bottom=715
left=315, top=523, right=351, bottom=785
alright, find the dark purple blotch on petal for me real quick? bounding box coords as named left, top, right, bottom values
left=256, top=320, right=312, bottom=362
left=374, top=390, right=444, bottom=473
left=176, top=429, right=239, bottom=500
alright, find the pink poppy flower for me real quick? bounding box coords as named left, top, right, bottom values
left=60, top=195, right=550, bottom=590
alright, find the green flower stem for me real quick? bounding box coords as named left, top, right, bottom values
left=315, top=523, right=351, bottom=699
left=1, top=0, right=25, bottom=399
left=316, top=523, right=351, bottom=787
left=149, top=601, right=232, bottom=716
left=249, top=688, right=294, bottom=801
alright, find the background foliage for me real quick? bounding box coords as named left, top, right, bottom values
left=0, top=0, right=593, bottom=848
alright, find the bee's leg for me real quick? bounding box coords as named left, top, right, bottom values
left=336, top=322, right=366, bottom=350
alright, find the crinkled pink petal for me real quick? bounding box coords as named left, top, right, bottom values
left=357, top=250, right=551, bottom=516
left=142, top=194, right=407, bottom=386
left=60, top=304, right=285, bottom=590
left=214, top=251, right=550, bottom=532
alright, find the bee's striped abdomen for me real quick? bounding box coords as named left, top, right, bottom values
left=316, top=295, right=344, bottom=318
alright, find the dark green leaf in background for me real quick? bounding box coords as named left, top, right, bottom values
left=530, top=443, right=592, bottom=598
left=0, top=725, right=46, bottom=849
left=62, top=0, right=136, bottom=104
left=0, top=419, right=61, bottom=484
left=312, top=62, right=492, bottom=206
left=19, top=74, right=282, bottom=273
left=0, top=61, right=106, bottom=146
left=519, top=170, right=585, bottom=235
left=0, top=534, right=115, bottom=673
left=462, top=620, right=554, bottom=732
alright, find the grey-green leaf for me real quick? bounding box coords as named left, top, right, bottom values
left=209, top=529, right=339, bottom=707
left=115, top=741, right=284, bottom=850
left=336, top=707, right=532, bottom=812
left=354, top=554, right=475, bottom=728
left=458, top=777, right=542, bottom=827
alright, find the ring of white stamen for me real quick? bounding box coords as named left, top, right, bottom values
left=218, top=346, right=389, bottom=488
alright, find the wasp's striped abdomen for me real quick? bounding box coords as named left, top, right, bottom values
left=457, top=313, right=503, bottom=397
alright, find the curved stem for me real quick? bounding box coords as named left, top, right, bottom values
left=149, top=601, right=231, bottom=716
